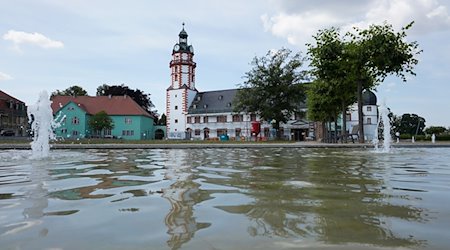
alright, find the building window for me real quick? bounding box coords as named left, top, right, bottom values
left=250, top=114, right=257, bottom=121
left=367, top=117, right=372, bottom=124
left=175, top=119, right=178, bottom=123
left=68, top=107, right=74, bottom=111
left=187, top=117, right=192, bottom=123
left=194, top=129, right=201, bottom=136
left=217, top=115, right=227, bottom=123
left=61, top=128, right=67, bottom=134
left=175, top=105, right=178, bottom=110
left=217, top=129, right=227, bottom=136
left=367, top=106, right=372, bottom=112
left=72, top=117, right=79, bottom=124
left=125, top=117, right=132, bottom=124
left=122, top=130, right=134, bottom=136
left=218, top=95, right=223, bottom=100
left=194, top=116, right=201, bottom=123
left=264, top=127, right=270, bottom=137
left=72, top=130, right=79, bottom=136
left=104, top=129, right=112, bottom=136
left=232, top=115, right=243, bottom=122
left=204, top=116, right=209, bottom=123
left=235, top=128, right=241, bottom=137
left=346, top=113, right=351, bottom=121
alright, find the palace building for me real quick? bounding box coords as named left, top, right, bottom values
left=165, top=25, right=312, bottom=141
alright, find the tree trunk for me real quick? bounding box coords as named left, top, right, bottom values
left=334, top=119, right=338, bottom=143
left=357, top=80, right=365, bottom=143
left=321, top=122, right=326, bottom=143
left=328, top=121, right=332, bottom=143
left=342, top=102, right=347, bottom=143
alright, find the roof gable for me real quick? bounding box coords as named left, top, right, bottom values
left=51, top=95, right=154, bottom=118
left=0, top=90, right=25, bottom=104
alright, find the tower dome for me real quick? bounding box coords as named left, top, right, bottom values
left=362, top=90, right=377, bottom=105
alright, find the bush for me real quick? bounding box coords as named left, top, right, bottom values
left=437, top=135, right=450, bottom=141
left=399, top=134, right=430, bottom=141
left=399, top=134, right=412, bottom=140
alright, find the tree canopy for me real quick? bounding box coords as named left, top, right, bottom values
left=97, top=84, right=154, bottom=113
left=156, top=113, right=167, bottom=126
left=52, top=85, right=88, bottom=97
left=307, top=28, right=358, bottom=142
left=233, top=48, right=308, bottom=136
left=424, top=126, right=447, bottom=135
left=393, top=113, right=426, bottom=136
left=88, top=111, right=114, bottom=136
left=307, top=22, right=421, bottom=142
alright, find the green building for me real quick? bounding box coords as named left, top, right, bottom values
left=51, top=95, right=163, bottom=140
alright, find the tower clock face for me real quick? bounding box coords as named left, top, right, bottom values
left=174, top=44, right=180, bottom=51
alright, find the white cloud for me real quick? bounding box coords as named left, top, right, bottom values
left=0, top=72, right=13, bottom=81
left=2, top=30, right=64, bottom=50
left=262, top=0, right=450, bottom=47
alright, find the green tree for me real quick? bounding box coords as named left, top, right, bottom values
left=157, top=113, right=167, bottom=126
left=52, top=85, right=88, bottom=97
left=394, top=113, right=426, bottom=136
left=234, top=48, right=307, bottom=138
left=307, top=28, right=357, bottom=142
left=97, top=84, right=154, bottom=113
left=88, top=111, right=114, bottom=137
left=350, top=22, right=421, bottom=142
left=309, top=22, right=421, bottom=143
left=424, top=126, right=447, bottom=135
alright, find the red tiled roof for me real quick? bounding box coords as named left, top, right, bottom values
left=51, top=95, right=153, bottom=118
left=0, top=90, right=25, bottom=103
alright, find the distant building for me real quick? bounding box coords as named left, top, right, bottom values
left=0, top=90, right=28, bottom=136
left=166, top=25, right=311, bottom=141
left=51, top=95, right=161, bottom=140
left=347, top=90, right=379, bottom=141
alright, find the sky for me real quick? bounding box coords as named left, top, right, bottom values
left=1, top=0, right=450, bottom=127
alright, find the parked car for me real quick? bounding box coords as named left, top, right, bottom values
left=0, top=130, right=15, bottom=136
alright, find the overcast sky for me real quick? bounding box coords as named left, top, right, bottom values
left=1, top=0, right=450, bottom=127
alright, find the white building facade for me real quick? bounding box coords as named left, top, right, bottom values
left=347, top=90, right=379, bottom=141
left=166, top=24, right=198, bottom=139
left=166, top=25, right=313, bottom=141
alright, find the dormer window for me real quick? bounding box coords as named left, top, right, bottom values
left=193, top=104, right=197, bottom=109
left=218, top=95, right=223, bottom=100
left=227, top=102, right=232, bottom=107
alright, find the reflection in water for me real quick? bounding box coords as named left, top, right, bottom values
left=0, top=148, right=449, bottom=249
left=212, top=149, right=427, bottom=248
left=162, top=150, right=210, bottom=250
left=0, top=161, right=50, bottom=238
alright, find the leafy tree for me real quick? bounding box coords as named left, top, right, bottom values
left=52, top=85, right=88, bottom=97
left=156, top=113, right=167, bottom=126
left=307, top=28, right=357, bottom=142
left=424, top=126, right=447, bottom=135
left=309, top=22, right=421, bottom=143
left=96, top=84, right=154, bottom=113
left=393, top=113, right=426, bottom=136
left=349, top=22, right=421, bottom=142
left=88, top=111, right=114, bottom=137
left=234, top=48, right=307, bottom=138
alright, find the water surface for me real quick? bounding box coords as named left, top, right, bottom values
left=0, top=148, right=449, bottom=249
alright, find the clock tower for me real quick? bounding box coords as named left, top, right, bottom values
left=166, top=23, right=197, bottom=139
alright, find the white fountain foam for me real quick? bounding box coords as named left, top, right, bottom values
left=27, top=91, right=58, bottom=159
left=373, top=100, right=392, bottom=153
